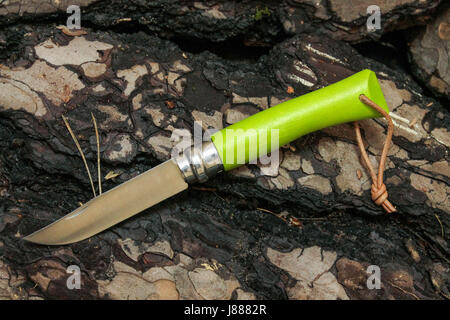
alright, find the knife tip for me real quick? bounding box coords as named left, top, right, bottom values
left=22, top=233, right=65, bottom=245
left=22, top=233, right=46, bottom=245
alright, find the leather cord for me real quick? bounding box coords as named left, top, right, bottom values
left=355, top=94, right=397, bottom=213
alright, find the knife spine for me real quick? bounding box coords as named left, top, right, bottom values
left=174, top=141, right=223, bottom=183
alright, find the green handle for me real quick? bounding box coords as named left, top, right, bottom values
left=211, top=69, right=389, bottom=171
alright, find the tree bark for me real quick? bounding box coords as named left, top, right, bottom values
left=0, top=0, right=444, bottom=48
left=0, top=3, right=448, bottom=300
left=409, top=3, right=449, bottom=98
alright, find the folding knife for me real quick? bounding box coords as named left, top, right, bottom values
left=24, top=69, right=390, bottom=245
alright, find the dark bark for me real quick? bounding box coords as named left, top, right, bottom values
left=0, top=0, right=444, bottom=49
left=409, top=3, right=449, bottom=99
left=0, top=3, right=449, bottom=300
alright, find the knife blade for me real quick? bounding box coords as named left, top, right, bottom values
left=24, top=159, right=187, bottom=245
left=24, top=69, right=391, bottom=245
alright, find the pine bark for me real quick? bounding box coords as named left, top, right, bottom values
left=0, top=1, right=448, bottom=300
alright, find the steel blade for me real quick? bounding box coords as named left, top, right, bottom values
left=23, top=159, right=188, bottom=245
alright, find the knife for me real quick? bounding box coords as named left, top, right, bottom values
left=24, top=69, right=390, bottom=245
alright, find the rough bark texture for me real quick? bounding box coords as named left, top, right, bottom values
left=0, top=1, right=449, bottom=300
left=0, top=0, right=444, bottom=47
left=409, top=3, right=449, bottom=98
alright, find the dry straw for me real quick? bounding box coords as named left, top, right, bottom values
left=91, top=112, right=102, bottom=195
left=62, top=115, right=97, bottom=197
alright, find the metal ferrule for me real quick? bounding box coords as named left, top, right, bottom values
left=174, top=141, right=223, bottom=183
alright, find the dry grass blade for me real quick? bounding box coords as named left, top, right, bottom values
left=105, top=171, right=120, bottom=180
left=91, top=112, right=102, bottom=195
left=62, top=115, right=97, bottom=198
left=388, top=281, right=420, bottom=300
left=257, top=208, right=288, bottom=223
left=434, top=214, right=444, bottom=238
